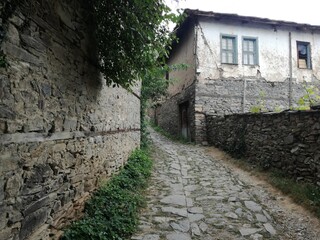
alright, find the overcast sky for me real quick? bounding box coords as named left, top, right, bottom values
left=166, top=0, right=320, bottom=26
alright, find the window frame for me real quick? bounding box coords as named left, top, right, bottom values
left=297, top=41, right=312, bottom=69
left=220, top=34, right=238, bottom=65
left=242, top=37, right=259, bottom=66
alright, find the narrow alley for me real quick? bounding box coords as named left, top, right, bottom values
left=132, top=129, right=320, bottom=240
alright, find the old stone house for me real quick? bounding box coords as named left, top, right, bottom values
left=154, top=9, right=320, bottom=143
left=0, top=1, right=140, bottom=239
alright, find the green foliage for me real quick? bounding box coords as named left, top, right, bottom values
left=227, top=157, right=320, bottom=219
left=62, top=149, right=152, bottom=240
left=141, top=64, right=187, bottom=102
left=140, top=62, right=187, bottom=147
left=274, top=106, right=283, bottom=113
left=3, top=0, right=183, bottom=88
left=269, top=170, right=320, bottom=218
left=150, top=121, right=191, bottom=144
left=250, top=105, right=262, bottom=113
left=296, top=83, right=320, bottom=110
left=91, top=0, right=182, bottom=88
left=250, top=91, right=267, bottom=113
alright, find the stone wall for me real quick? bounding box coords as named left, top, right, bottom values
left=197, top=78, right=311, bottom=115
left=0, top=1, right=140, bottom=239
left=155, top=83, right=196, bottom=141
left=194, top=77, right=315, bottom=143
left=206, top=111, right=320, bottom=184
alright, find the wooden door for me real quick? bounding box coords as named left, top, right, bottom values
left=180, top=102, right=189, bottom=139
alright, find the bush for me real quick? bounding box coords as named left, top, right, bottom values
left=62, top=149, right=152, bottom=240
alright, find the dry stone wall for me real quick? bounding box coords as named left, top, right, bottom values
left=0, top=1, right=140, bottom=239
left=197, top=78, right=310, bottom=115
left=206, top=111, right=320, bottom=184
left=194, top=77, right=315, bottom=144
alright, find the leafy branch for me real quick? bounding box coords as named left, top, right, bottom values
left=1, top=0, right=184, bottom=89
left=90, top=0, right=183, bottom=89
left=296, top=82, right=320, bottom=110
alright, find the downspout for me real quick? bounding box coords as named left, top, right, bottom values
left=194, top=19, right=199, bottom=79
left=288, top=32, right=293, bottom=108
left=193, top=19, right=199, bottom=143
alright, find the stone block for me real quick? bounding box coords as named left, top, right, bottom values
left=0, top=75, right=9, bottom=100
left=51, top=42, right=68, bottom=62
left=0, top=151, right=19, bottom=174
left=8, top=209, right=22, bottom=225
left=52, top=200, right=61, bottom=214
left=2, top=42, right=42, bottom=66
left=22, top=165, right=53, bottom=194
left=0, top=227, right=12, bottom=240
left=60, top=191, right=73, bottom=206
left=283, top=134, right=294, bottom=145
left=23, top=195, right=51, bottom=217
left=6, top=23, right=20, bottom=45
left=52, top=143, right=66, bottom=153
left=0, top=205, right=9, bottom=230
left=56, top=3, right=75, bottom=30
left=20, top=34, right=46, bottom=52
left=5, top=174, right=22, bottom=198
left=24, top=118, right=44, bottom=132
left=0, top=104, right=16, bottom=119
left=41, top=82, right=52, bottom=97
left=6, top=117, right=23, bottom=132
left=9, top=13, right=25, bottom=27
left=63, top=118, right=77, bottom=131
left=19, top=207, right=49, bottom=240
left=26, top=223, right=50, bottom=240
left=0, top=179, right=4, bottom=202
left=53, top=116, right=64, bottom=132
left=63, top=151, right=76, bottom=168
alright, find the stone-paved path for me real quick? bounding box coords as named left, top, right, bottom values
left=132, top=129, right=320, bottom=240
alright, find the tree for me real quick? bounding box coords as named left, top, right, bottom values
left=91, top=0, right=181, bottom=88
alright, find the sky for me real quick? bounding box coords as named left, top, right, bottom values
left=165, top=0, right=320, bottom=26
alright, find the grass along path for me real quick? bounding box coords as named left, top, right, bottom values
left=62, top=149, right=152, bottom=240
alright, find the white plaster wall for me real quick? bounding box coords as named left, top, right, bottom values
left=167, top=26, right=196, bottom=96
left=291, top=31, right=320, bottom=82
left=196, top=18, right=320, bottom=83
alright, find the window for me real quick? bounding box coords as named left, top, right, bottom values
left=243, top=37, right=258, bottom=65
left=297, top=41, right=312, bottom=69
left=221, top=35, right=237, bottom=64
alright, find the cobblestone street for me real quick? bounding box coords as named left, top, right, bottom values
left=132, top=129, right=320, bottom=240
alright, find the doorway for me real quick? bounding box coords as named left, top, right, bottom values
left=179, top=102, right=189, bottom=140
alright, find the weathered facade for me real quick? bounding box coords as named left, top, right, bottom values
left=0, top=1, right=140, bottom=239
left=154, top=9, right=320, bottom=143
